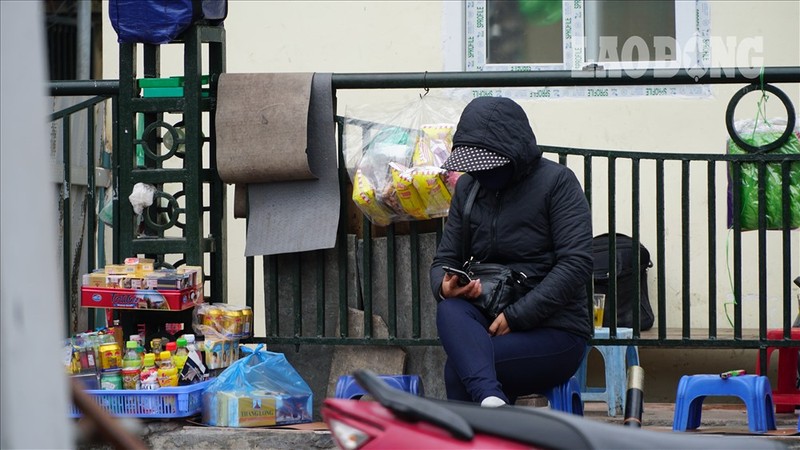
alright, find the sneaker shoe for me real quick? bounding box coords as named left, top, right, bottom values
left=480, top=396, right=507, bottom=408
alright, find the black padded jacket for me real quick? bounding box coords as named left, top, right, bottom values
left=430, top=97, right=593, bottom=339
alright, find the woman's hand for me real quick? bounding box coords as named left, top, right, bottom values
left=441, top=273, right=482, bottom=299
left=488, top=313, right=511, bottom=336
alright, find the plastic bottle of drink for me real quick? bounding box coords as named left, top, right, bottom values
left=157, top=350, right=178, bottom=387
left=150, top=338, right=163, bottom=355
left=165, top=341, right=177, bottom=356
left=183, top=334, right=198, bottom=356
left=174, top=337, right=189, bottom=372
left=122, top=341, right=142, bottom=369
left=130, top=334, right=145, bottom=358
left=140, top=353, right=159, bottom=390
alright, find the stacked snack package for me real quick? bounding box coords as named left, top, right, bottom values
left=80, top=259, right=204, bottom=311
left=192, top=303, right=254, bottom=375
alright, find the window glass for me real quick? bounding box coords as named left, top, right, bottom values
left=487, top=0, right=563, bottom=65
left=464, top=0, right=711, bottom=98
left=585, top=0, right=676, bottom=63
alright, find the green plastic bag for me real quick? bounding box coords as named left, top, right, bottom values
left=727, top=119, right=800, bottom=230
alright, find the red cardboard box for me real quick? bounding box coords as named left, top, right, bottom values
left=81, top=285, right=203, bottom=311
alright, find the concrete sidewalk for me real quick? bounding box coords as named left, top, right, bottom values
left=584, top=402, right=799, bottom=444
left=79, top=402, right=800, bottom=449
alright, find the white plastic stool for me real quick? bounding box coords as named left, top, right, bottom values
left=575, top=327, right=639, bottom=416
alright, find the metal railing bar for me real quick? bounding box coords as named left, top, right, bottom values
left=781, top=161, right=793, bottom=335
left=681, top=160, right=691, bottom=338
left=542, top=145, right=800, bottom=162
left=410, top=221, right=421, bottom=339
left=62, top=115, right=72, bottom=330
left=631, top=158, right=641, bottom=337
left=656, top=160, right=667, bottom=341
left=387, top=224, right=397, bottom=339
left=336, top=122, right=350, bottom=339
left=362, top=217, right=373, bottom=338
left=330, top=67, right=800, bottom=90
left=316, top=250, right=325, bottom=337
left=50, top=95, right=109, bottom=121
left=293, top=254, right=302, bottom=338
left=706, top=161, right=718, bottom=337
left=47, top=66, right=800, bottom=97
left=731, top=162, right=743, bottom=339
left=50, top=80, right=120, bottom=96
left=757, top=161, right=768, bottom=341
left=267, top=255, right=278, bottom=337
left=245, top=255, right=254, bottom=311
left=607, top=157, right=617, bottom=335
left=86, top=105, right=97, bottom=332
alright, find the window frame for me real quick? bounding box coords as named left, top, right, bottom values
left=457, top=0, right=712, bottom=98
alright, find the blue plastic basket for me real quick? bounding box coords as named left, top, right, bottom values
left=70, top=379, right=211, bottom=419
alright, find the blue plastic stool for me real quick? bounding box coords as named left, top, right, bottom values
left=672, top=374, right=776, bottom=433
left=575, top=327, right=639, bottom=416
left=542, top=376, right=583, bottom=415
left=334, top=374, right=424, bottom=399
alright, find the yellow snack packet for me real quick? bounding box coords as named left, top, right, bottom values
left=389, top=163, right=429, bottom=220
left=352, top=169, right=394, bottom=226
left=411, top=167, right=452, bottom=218
left=412, top=123, right=456, bottom=167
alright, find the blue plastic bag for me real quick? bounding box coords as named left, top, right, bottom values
left=109, top=0, right=227, bottom=45
left=202, top=344, right=313, bottom=427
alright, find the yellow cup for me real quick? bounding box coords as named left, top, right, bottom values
left=593, top=294, right=606, bottom=328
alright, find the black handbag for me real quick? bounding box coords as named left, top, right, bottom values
left=461, top=182, right=532, bottom=319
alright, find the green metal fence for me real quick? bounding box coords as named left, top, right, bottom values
left=48, top=86, right=117, bottom=333
left=51, top=67, right=800, bottom=371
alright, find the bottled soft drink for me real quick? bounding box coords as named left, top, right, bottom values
left=150, top=338, right=163, bottom=355
left=174, top=337, right=189, bottom=372
left=184, top=334, right=199, bottom=356
left=130, top=334, right=145, bottom=357
left=140, top=353, right=159, bottom=390
left=122, top=341, right=142, bottom=369
left=165, top=341, right=177, bottom=356
left=157, top=350, right=178, bottom=387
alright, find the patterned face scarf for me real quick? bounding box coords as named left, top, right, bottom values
left=470, top=163, right=514, bottom=190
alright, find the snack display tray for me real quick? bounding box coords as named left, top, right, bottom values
left=70, top=379, right=212, bottom=419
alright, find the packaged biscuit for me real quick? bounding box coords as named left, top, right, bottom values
left=178, top=265, right=204, bottom=286
left=412, top=123, right=455, bottom=167
left=124, top=257, right=155, bottom=276
left=352, top=168, right=394, bottom=226
left=389, top=163, right=429, bottom=220
left=410, top=166, right=452, bottom=218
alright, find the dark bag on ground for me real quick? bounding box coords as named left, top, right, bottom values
left=593, top=233, right=655, bottom=330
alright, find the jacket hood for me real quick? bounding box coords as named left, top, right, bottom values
left=451, top=97, right=541, bottom=179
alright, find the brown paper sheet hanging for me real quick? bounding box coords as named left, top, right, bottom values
left=243, top=73, right=340, bottom=256
left=216, top=72, right=316, bottom=184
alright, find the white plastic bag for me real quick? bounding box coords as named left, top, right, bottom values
left=128, top=182, right=157, bottom=215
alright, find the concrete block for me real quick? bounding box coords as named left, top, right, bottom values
left=327, top=307, right=406, bottom=397
left=327, top=346, right=407, bottom=399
